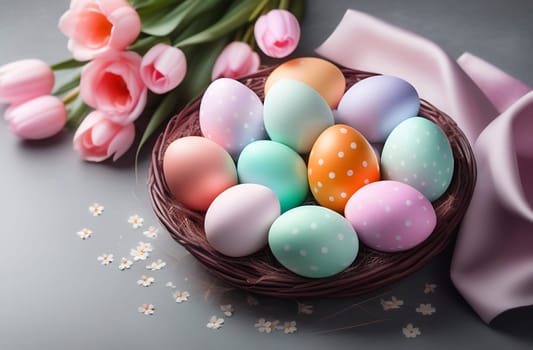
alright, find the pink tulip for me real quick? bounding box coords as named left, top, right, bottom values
left=6, top=95, right=67, bottom=139
left=80, top=51, right=147, bottom=125
left=0, top=59, right=55, bottom=104
left=58, top=0, right=141, bottom=61
left=73, top=110, right=135, bottom=162
left=140, top=44, right=187, bottom=94
left=254, top=9, right=300, bottom=58
left=211, top=41, right=260, bottom=80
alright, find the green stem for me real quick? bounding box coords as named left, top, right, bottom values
left=62, top=87, right=80, bottom=106
left=248, top=0, right=270, bottom=21
left=279, top=0, right=290, bottom=10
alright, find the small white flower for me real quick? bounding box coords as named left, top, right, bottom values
left=118, top=257, right=133, bottom=271
left=128, top=215, right=144, bottom=229
left=254, top=318, right=279, bottom=333
left=402, top=323, right=421, bottom=338
left=297, top=302, right=314, bottom=315
left=130, top=242, right=152, bottom=261
left=146, top=259, right=166, bottom=271
left=138, top=241, right=153, bottom=252
left=138, top=304, right=155, bottom=315
left=97, top=254, right=113, bottom=265
left=381, top=296, right=404, bottom=311
left=424, top=283, right=437, bottom=294
left=220, top=304, right=234, bottom=317
left=165, top=281, right=176, bottom=288
left=137, top=275, right=155, bottom=287
left=206, top=316, right=224, bottom=330
left=143, top=226, right=159, bottom=239
left=77, top=228, right=92, bottom=240
left=415, top=303, right=436, bottom=316
left=278, top=321, right=297, bottom=334
left=173, top=290, right=190, bottom=303
left=89, top=203, right=104, bottom=216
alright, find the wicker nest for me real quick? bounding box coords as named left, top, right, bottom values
left=148, top=66, right=476, bottom=298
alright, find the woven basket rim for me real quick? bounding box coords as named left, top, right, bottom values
left=148, top=65, right=477, bottom=298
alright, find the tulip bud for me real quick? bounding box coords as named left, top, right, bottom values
left=73, top=110, right=135, bottom=162
left=254, top=9, right=301, bottom=58
left=211, top=41, right=260, bottom=80
left=0, top=59, right=55, bottom=104
left=6, top=95, right=66, bottom=139
left=140, top=44, right=187, bottom=94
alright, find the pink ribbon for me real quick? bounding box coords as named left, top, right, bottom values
left=316, top=9, right=533, bottom=323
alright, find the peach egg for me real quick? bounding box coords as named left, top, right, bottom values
left=265, top=57, right=345, bottom=108
left=308, top=124, right=380, bottom=213
left=163, top=136, right=238, bottom=211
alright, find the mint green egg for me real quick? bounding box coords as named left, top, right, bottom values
left=237, top=140, right=308, bottom=212
left=263, top=79, right=334, bottom=154
left=381, top=117, right=454, bottom=201
left=268, top=205, right=359, bottom=278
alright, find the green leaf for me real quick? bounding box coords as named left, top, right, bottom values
left=170, top=2, right=227, bottom=44
left=51, top=58, right=85, bottom=71
left=53, top=74, right=80, bottom=97
left=175, top=0, right=258, bottom=47
left=128, top=0, right=182, bottom=11
left=137, top=0, right=190, bottom=36
left=66, top=98, right=91, bottom=128
left=289, top=0, right=305, bottom=20
left=136, top=88, right=181, bottom=157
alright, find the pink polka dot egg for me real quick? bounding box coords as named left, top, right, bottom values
left=344, top=180, right=437, bottom=252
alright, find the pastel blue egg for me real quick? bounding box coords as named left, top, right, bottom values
left=237, top=140, right=308, bottom=212
left=381, top=117, right=454, bottom=201
left=269, top=205, right=359, bottom=278
left=336, top=75, right=420, bottom=143
left=263, top=79, right=334, bottom=154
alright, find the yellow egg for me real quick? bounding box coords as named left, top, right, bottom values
left=265, top=57, right=345, bottom=109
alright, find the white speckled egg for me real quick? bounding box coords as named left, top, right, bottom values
left=335, top=75, right=420, bottom=143
left=199, top=78, right=265, bottom=157
left=263, top=79, right=334, bottom=154
left=205, top=184, right=280, bottom=257
left=381, top=117, right=454, bottom=201
left=344, top=180, right=437, bottom=252
left=268, top=205, right=359, bottom=278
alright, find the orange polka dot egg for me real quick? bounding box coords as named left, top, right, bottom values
left=308, top=125, right=380, bottom=213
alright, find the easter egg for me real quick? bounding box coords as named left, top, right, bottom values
left=205, top=184, right=280, bottom=257
left=237, top=140, right=308, bottom=212
left=263, top=79, right=334, bottom=154
left=335, top=75, right=420, bottom=143
left=199, top=78, right=265, bottom=157
left=268, top=205, right=359, bottom=278
left=265, top=57, right=346, bottom=108
left=308, top=125, right=380, bottom=213
left=163, top=136, right=238, bottom=211
left=344, top=181, right=437, bottom=252
left=381, top=117, right=454, bottom=201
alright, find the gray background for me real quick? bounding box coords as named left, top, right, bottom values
left=1, top=1, right=532, bottom=349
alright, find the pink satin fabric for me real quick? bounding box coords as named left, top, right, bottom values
left=316, top=9, right=533, bottom=323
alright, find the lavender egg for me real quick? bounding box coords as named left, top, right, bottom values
left=199, top=78, right=266, bottom=157
left=335, top=75, right=420, bottom=143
